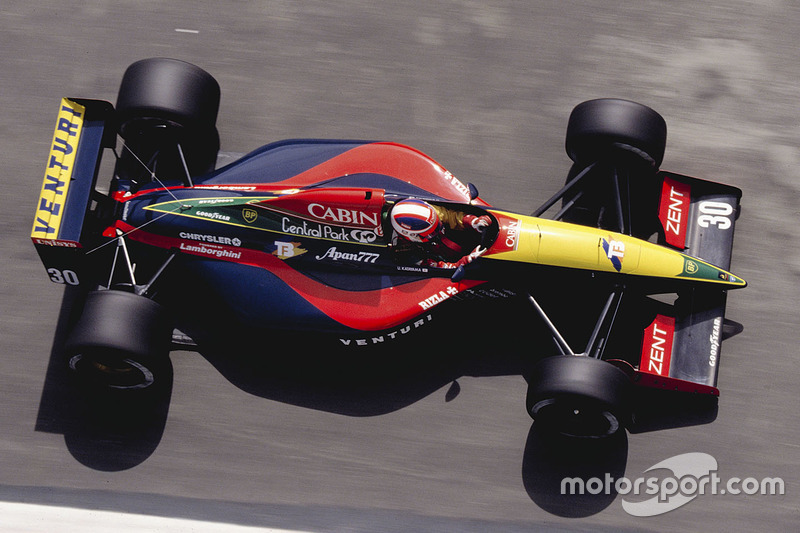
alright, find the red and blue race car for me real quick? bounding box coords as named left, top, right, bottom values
left=32, top=58, right=745, bottom=437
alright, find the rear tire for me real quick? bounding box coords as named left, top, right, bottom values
left=115, top=58, right=221, bottom=179
left=66, top=290, right=173, bottom=393
left=526, top=356, right=632, bottom=438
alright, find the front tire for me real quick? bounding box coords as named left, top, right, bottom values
left=526, top=356, right=632, bottom=438
left=565, top=98, right=667, bottom=168
left=561, top=99, right=666, bottom=238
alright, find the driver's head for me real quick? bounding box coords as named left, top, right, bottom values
left=390, top=199, right=442, bottom=243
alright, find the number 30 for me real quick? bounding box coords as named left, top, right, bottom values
left=697, top=201, right=733, bottom=230
left=47, top=268, right=79, bottom=285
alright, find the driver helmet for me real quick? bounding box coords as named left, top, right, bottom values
left=390, top=199, right=442, bottom=243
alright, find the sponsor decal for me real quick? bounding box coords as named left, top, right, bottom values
left=640, top=314, right=675, bottom=377
left=350, top=229, right=380, bottom=243
left=179, top=232, right=241, bottom=246
left=179, top=242, right=242, bottom=260
left=193, top=184, right=258, bottom=191
left=145, top=197, right=272, bottom=228
left=281, top=217, right=352, bottom=241
left=678, top=256, right=743, bottom=286
left=196, top=210, right=231, bottom=222
left=443, top=170, right=470, bottom=198
left=242, top=207, right=258, bottom=223
left=487, top=213, right=521, bottom=253
left=503, top=219, right=521, bottom=250
left=452, top=287, right=517, bottom=300
left=308, top=203, right=379, bottom=227
left=339, top=314, right=434, bottom=346
left=659, top=176, right=691, bottom=248
left=709, top=316, right=722, bottom=367
left=282, top=217, right=322, bottom=238
left=198, top=198, right=236, bottom=205
left=32, top=238, right=81, bottom=248
left=315, top=246, right=380, bottom=264
left=145, top=198, right=384, bottom=245
left=272, top=241, right=306, bottom=260
left=602, top=236, right=626, bottom=271
left=418, top=285, right=459, bottom=310
left=31, top=99, right=84, bottom=239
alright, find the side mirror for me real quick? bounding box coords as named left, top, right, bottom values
left=468, top=183, right=479, bottom=203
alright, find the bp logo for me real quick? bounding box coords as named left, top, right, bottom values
left=242, top=208, right=258, bottom=223
left=685, top=259, right=698, bottom=274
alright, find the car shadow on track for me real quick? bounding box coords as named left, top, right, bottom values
left=521, top=424, right=628, bottom=516
left=34, top=289, right=717, bottom=518
left=35, top=289, right=535, bottom=471
left=187, top=298, right=536, bottom=417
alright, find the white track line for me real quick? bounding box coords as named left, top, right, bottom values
left=0, top=502, right=306, bottom=533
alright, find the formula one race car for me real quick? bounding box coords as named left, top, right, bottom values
left=32, top=58, right=745, bottom=437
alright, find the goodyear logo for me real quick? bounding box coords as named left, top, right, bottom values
left=31, top=98, right=85, bottom=239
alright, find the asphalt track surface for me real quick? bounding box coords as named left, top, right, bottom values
left=1, top=1, right=798, bottom=531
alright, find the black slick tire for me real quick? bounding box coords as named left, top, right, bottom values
left=526, top=356, right=632, bottom=438
left=115, top=58, right=221, bottom=177
left=65, top=290, right=173, bottom=393
left=565, top=98, right=667, bottom=168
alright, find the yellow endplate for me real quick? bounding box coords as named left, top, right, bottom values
left=31, top=98, right=85, bottom=240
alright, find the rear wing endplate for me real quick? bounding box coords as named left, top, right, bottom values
left=31, top=98, right=114, bottom=285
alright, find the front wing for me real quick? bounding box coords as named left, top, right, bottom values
left=637, top=172, right=743, bottom=392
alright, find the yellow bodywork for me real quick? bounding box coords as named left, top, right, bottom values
left=486, top=210, right=745, bottom=288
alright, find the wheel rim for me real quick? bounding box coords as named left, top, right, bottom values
left=69, top=353, right=155, bottom=390
left=532, top=398, right=620, bottom=438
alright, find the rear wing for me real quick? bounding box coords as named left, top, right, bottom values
left=637, top=172, right=743, bottom=392
left=31, top=98, right=115, bottom=285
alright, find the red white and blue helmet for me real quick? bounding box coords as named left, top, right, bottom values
left=390, top=199, right=441, bottom=242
